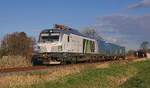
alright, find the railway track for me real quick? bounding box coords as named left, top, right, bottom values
left=0, top=66, right=48, bottom=73
left=1, top=57, right=145, bottom=78
left=0, top=61, right=109, bottom=77
left=0, top=57, right=148, bottom=79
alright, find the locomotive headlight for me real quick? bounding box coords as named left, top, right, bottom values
left=43, top=54, right=47, bottom=57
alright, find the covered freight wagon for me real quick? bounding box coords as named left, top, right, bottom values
left=97, top=40, right=125, bottom=56
left=97, top=40, right=106, bottom=55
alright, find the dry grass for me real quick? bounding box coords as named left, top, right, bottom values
left=0, top=56, right=31, bottom=69
left=96, top=62, right=110, bottom=69
left=96, top=58, right=150, bottom=69
left=0, top=66, right=81, bottom=88
left=132, top=58, right=150, bottom=62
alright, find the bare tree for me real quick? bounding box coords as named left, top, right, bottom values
left=80, top=27, right=103, bottom=40
left=1, top=32, right=35, bottom=59
left=140, top=41, right=149, bottom=52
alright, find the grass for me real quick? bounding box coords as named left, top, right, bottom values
left=14, top=60, right=150, bottom=88
left=121, top=61, right=150, bottom=88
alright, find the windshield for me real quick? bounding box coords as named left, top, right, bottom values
left=39, top=33, right=60, bottom=42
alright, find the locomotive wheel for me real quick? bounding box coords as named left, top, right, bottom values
left=61, top=61, right=67, bottom=65
left=31, top=60, right=37, bottom=66
left=31, top=56, right=43, bottom=66
left=31, top=59, right=43, bottom=66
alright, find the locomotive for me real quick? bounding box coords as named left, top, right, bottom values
left=31, top=24, right=125, bottom=65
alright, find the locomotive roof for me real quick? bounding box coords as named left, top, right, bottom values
left=41, top=29, right=125, bottom=48
left=41, top=28, right=95, bottom=39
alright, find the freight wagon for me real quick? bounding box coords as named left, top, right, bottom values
left=31, top=24, right=125, bottom=65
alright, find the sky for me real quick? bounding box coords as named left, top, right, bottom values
left=0, top=0, right=150, bottom=50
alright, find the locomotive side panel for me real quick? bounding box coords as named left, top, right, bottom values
left=61, top=33, right=83, bottom=53
left=70, top=34, right=83, bottom=53
left=62, top=34, right=69, bottom=52
left=61, top=33, right=98, bottom=54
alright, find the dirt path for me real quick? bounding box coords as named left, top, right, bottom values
left=96, top=58, right=150, bottom=69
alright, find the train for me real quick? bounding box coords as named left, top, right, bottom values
left=31, top=24, right=125, bottom=65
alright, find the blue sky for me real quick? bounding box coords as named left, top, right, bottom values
left=0, top=0, right=150, bottom=50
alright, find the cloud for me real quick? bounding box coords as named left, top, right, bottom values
left=104, top=37, right=118, bottom=43
left=95, top=14, right=150, bottom=49
left=96, top=14, right=150, bottom=35
left=126, top=0, right=150, bottom=10
left=92, top=24, right=118, bottom=34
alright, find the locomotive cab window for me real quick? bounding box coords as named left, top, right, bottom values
left=39, top=32, right=60, bottom=42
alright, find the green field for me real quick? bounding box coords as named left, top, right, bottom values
left=15, top=60, right=150, bottom=88
left=121, top=61, right=150, bottom=88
